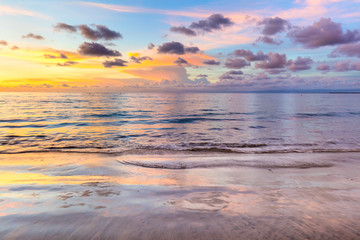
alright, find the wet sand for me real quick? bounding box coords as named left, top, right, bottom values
left=0, top=152, right=359, bottom=239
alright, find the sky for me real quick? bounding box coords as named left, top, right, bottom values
left=1, top=0, right=360, bottom=92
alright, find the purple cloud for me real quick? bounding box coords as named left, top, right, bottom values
left=225, top=58, right=250, bottom=69
left=148, top=43, right=155, bottom=49
left=255, top=36, right=282, bottom=45
left=174, top=57, right=189, bottom=65
left=130, top=56, right=152, bottom=63
left=227, top=70, right=243, bottom=75
left=193, top=76, right=210, bottom=84
left=203, top=59, right=220, bottom=65
left=189, top=14, right=234, bottom=33
left=255, top=53, right=287, bottom=70
left=78, top=25, right=122, bottom=41
left=257, top=17, right=290, bottom=35
left=219, top=70, right=244, bottom=81
left=233, top=49, right=268, bottom=61
left=44, top=53, right=68, bottom=59
left=157, top=42, right=200, bottom=55
left=334, top=60, right=351, bottom=72
left=57, top=61, right=78, bottom=67
left=78, top=42, right=121, bottom=56
left=330, top=43, right=360, bottom=58
left=287, top=57, right=313, bottom=72
left=351, top=62, right=360, bottom=70
left=22, top=33, right=44, bottom=40
left=288, top=18, right=360, bottom=48
left=54, top=23, right=77, bottom=33
left=219, top=74, right=237, bottom=81
left=158, top=41, right=185, bottom=54
left=171, top=14, right=234, bottom=36
left=317, top=64, right=331, bottom=71
left=103, top=58, right=127, bottom=68
left=185, top=46, right=200, bottom=54
left=333, top=61, right=360, bottom=71
left=170, top=26, right=196, bottom=36
left=197, top=74, right=208, bottom=77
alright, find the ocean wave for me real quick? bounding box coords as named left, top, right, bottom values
left=116, top=159, right=334, bottom=170
left=295, top=111, right=360, bottom=118
left=83, top=112, right=130, bottom=118
left=1, top=146, right=360, bottom=155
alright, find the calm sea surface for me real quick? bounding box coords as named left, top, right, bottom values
left=0, top=92, right=359, bottom=154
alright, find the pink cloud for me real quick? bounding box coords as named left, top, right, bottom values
left=288, top=18, right=360, bottom=48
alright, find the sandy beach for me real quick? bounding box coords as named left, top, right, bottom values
left=0, top=151, right=359, bottom=239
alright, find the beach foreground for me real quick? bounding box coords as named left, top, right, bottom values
left=0, top=152, right=359, bottom=239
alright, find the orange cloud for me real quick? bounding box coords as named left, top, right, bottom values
left=0, top=5, right=49, bottom=19
left=81, top=2, right=210, bottom=18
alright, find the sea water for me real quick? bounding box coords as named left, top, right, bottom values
left=0, top=92, right=359, bottom=154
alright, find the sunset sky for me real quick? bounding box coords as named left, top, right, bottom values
left=1, top=0, right=360, bottom=92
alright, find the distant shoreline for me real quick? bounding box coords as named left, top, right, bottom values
left=329, top=92, right=360, bottom=94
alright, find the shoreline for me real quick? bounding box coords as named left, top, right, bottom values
left=0, top=152, right=359, bottom=239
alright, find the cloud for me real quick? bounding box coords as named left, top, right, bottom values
left=82, top=2, right=210, bottom=18
left=170, top=26, right=196, bottom=36
left=334, top=60, right=351, bottom=72
left=331, top=60, right=360, bottom=72
left=78, top=42, right=121, bottom=56
left=78, top=24, right=122, bottom=41
left=227, top=70, right=243, bottom=75
left=40, top=84, right=53, bottom=88
left=351, top=62, right=360, bottom=71
left=255, top=36, right=282, bottom=45
left=219, top=73, right=236, bottom=81
left=287, top=57, right=313, bottom=71
left=170, top=14, right=234, bottom=36
left=57, top=61, right=78, bottom=67
left=11, top=46, right=19, bottom=50
left=317, top=64, right=331, bottom=71
left=130, top=56, right=152, bottom=63
left=157, top=41, right=200, bottom=55
left=0, top=40, right=7, bottom=46
left=44, top=53, right=68, bottom=59
left=257, top=17, right=290, bottom=35
left=0, top=5, right=48, bottom=19
left=174, top=57, right=189, bottom=65
left=192, top=76, right=210, bottom=85
left=185, top=46, right=200, bottom=54
left=158, top=41, right=185, bottom=54
left=219, top=70, right=244, bottom=81
left=197, top=74, right=208, bottom=77
left=189, top=14, right=234, bottom=33
left=148, top=43, right=155, bottom=49
left=22, top=33, right=44, bottom=40
left=103, top=58, right=127, bottom=68
left=54, top=23, right=77, bottom=33
left=255, top=52, right=287, bottom=70
left=233, top=49, right=268, bottom=61
left=288, top=18, right=360, bottom=48
left=54, top=23, right=122, bottom=41
left=330, top=43, right=360, bottom=58
left=225, top=58, right=250, bottom=69
left=219, top=74, right=243, bottom=81
left=203, top=59, right=220, bottom=65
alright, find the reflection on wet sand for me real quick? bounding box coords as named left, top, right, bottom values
left=0, top=152, right=360, bottom=239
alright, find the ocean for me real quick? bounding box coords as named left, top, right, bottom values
left=1, top=92, right=360, bottom=155
left=1, top=92, right=360, bottom=239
